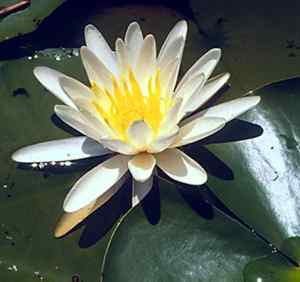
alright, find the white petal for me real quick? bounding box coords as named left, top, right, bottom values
left=128, top=153, right=156, bottom=182
left=100, top=138, right=137, bottom=155
left=12, top=137, right=109, bottom=163
left=156, top=148, right=207, bottom=185
left=171, top=117, right=225, bottom=147
left=33, top=67, right=77, bottom=109
left=175, top=73, right=205, bottom=99
left=125, top=22, right=143, bottom=65
left=160, top=58, right=180, bottom=97
left=176, top=73, right=206, bottom=120
left=160, top=98, right=183, bottom=132
left=84, top=24, right=118, bottom=75
left=135, top=34, right=156, bottom=82
left=127, top=120, right=153, bottom=150
left=184, top=72, right=230, bottom=113
left=147, top=127, right=179, bottom=153
left=75, top=98, right=116, bottom=138
left=158, top=20, right=187, bottom=66
left=54, top=105, right=102, bottom=141
left=55, top=175, right=127, bottom=237
left=63, top=154, right=130, bottom=212
left=176, top=48, right=221, bottom=91
left=184, top=96, right=261, bottom=124
left=115, top=38, right=129, bottom=72
left=157, top=37, right=184, bottom=88
left=80, top=46, right=113, bottom=90
left=132, top=176, right=153, bottom=207
left=59, top=76, right=93, bottom=101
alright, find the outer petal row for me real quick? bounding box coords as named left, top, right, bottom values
left=12, top=136, right=110, bottom=163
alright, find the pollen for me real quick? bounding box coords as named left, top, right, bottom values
left=90, top=69, right=173, bottom=141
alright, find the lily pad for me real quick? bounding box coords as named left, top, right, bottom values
left=103, top=178, right=275, bottom=282
left=244, top=253, right=300, bottom=282
left=0, top=0, right=66, bottom=43
left=0, top=48, right=110, bottom=281
left=185, top=77, right=300, bottom=263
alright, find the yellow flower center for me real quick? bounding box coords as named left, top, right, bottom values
left=90, top=69, right=173, bottom=141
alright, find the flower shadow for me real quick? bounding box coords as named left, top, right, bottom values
left=65, top=176, right=161, bottom=248
left=78, top=177, right=132, bottom=248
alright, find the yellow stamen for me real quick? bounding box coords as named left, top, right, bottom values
left=90, top=68, right=173, bottom=141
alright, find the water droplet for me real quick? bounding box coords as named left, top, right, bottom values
left=31, top=163, right=38, bottom=168
left=33, top=54, right=38, bottom=59
left=60, top=162, right=65, bottom=166
left=38, top=163, right=45, bottom=169
left=55, top=56, right=61, bottom=61
left=28, top=56, right=32, bottom=60
left=65, top=161, right=72, bottom=166
left=8, top=265, right=18, bottom=272
left=51, top=161, right=56, bottom=166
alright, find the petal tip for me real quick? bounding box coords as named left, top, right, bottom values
left=11, top=149, right=23, bottom=163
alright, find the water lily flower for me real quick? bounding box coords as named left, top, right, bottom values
left=12, top=20, right=260, bottom=236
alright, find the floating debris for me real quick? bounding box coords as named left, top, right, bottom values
left=72, top=49, right=79, bottom=57
left=12, top=88, right=29, bottom=98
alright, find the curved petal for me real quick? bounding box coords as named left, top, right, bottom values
left=155, top=148, right=207, bottom=185
left=171, top=117, right=225, bottom=148
left=59, top=76, right=93, bottom=102
left=158, top=20, right=187, bottom=69
left=33, top=67, right=77, bottom=109
left=132, top=176, right=153, bottom=207
left=63, top=154, right=130, bottom=212
left=115, top=38, right=129, bottom=72
left=75, top=98, right=116, bottom=138
left=124, top=22, right=143, bottom=65
left=128, top=153, right=156, bottom=182
left=127, top=120, right=153, bottom=150
left=100, top=138, right=137, bottom=155
left=80, top=46, right=113, bottom=90
left=158, top=20, right=187, bottom=59
left=175, top=73, right=205, bottom=99
left=84, top=24, right=118, bottom=75
left=12, top=137, right=110, bottom=163
left=54, top=105, right=102, bottom=141
left=135, top=34, right=156, bottom=82
left=176, top=73, right=206, bottom=120
left=160, top=98, right=183, bottom=132
left=54, top=174, right=127, bottom=237
left=184, top=72, right=230, bottom=113
left=147, top=126, right=179, bottom=153
left=160, top=58, right=180, bottom=97
left=184, top=96, right=261, bottom=124
left=158, top=36, right=185, bottom=69
left=176, top=48, right=221, bottom=91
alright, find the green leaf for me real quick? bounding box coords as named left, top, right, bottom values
left=188, top=77, right=300, bottom=263
left=103, top=178, right=274, bottom=282
left=244, top=253, right=300, bottom=282
left=0, top=0, right=66, bottom=43
left=0, top=48, right=109, bottom=281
